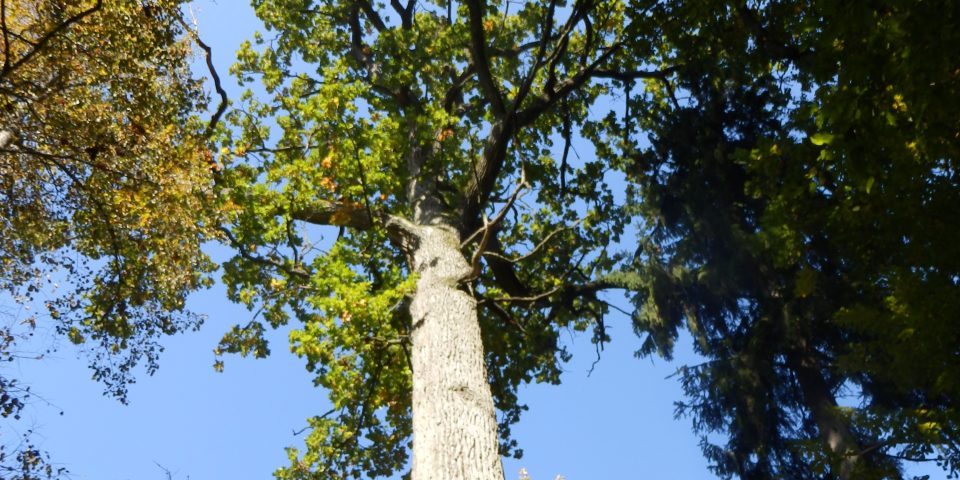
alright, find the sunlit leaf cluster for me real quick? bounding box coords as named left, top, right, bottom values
left=1, top=0, right=218, bottom=399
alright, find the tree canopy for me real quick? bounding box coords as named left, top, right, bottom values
left=3, top=0, right=959, bottom=479
left=625, top=1, right=960, bottom=478
left=1, top=0, right=219, bottom=398
left=217, top=0, right=960, bottom=478
left=1, top=0, right=219, bottom=477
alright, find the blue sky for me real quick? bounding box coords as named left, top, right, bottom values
left=6, top=2, right=944, bottom=479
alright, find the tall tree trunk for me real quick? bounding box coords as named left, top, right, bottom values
left=787, top=345, right=861, bottom=479
left=408, top=221, right=505, bottom=480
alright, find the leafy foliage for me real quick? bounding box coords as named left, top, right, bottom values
left=0, top=0, right=219, bottom=399
left=621, top=0, right=960, bottom=478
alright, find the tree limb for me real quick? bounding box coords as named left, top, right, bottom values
left=293, top=200, right=373, bottom=230
left=1, top=0, right=10, bottom=74
left=292, top=201, right=420, bottom=255
left=460, top=117, right=515, bottom=234
left=460, top=168, right=530, bottom=283
left=465, top=0, right=505, bottom=117
left=175, top=16, right=227, bottom=137
left=357, top=0, right=388, bottom=32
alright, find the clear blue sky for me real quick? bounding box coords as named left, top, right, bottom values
left=8, top=2, right=943, bottom=480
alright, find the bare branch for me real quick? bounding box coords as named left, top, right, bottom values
left=481, top=221, right=579, bottom=264
left=293, top=200, right=373, bottom=230
left=460, top=169, right=530, bottom=283
left=175, top=16, right=227, bottom=137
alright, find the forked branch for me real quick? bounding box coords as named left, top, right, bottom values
left=460, top=169, right=530, bottom=283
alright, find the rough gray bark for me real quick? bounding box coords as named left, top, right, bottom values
left=407, top=219, right=505, bottom=480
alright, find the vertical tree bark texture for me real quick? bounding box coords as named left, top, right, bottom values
left=409, top=223, right=505, bottom=480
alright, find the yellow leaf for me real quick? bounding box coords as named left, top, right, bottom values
left=321, top=150, right=335, bottom=169
left=892, top=93, right=908, bottom=112
left=809, top=133, right=834, bottom=146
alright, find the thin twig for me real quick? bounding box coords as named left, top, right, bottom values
left=481, top=221, right=579, bottom=265
left=460, top=168, right=530, bottom=283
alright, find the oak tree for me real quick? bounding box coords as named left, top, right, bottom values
left=216, top=1, right=663, bottom=478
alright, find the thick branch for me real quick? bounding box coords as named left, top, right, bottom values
left=389, top=0, right=414, bottom=29
left=293, top=200, right=373, bottom=230
left=348, top=6, right=410, bottom=107
left=1, top=0, right=10, bottom=74
left=465, top=0, right=505, bottom=117
left=460, top=117, right=515, bottom=235
left=292, top=201, right=419, bottom=254
left=357, top=0, right=388, bottom=32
